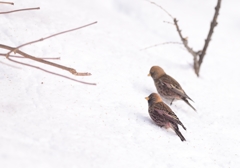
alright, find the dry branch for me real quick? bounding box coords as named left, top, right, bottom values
left=0, top=53, right=60, bottom=60
left=3, top=55, right=96, bottom=85
left=141, top=42, right=182, bottom=51
left=8, top=21, right=97, bottom=56
left=147, top=0, right=221, bottom=76
left=0, top=44, right=96, bottom=85
left=0, top=1, right=14, bottom=5
left=198, top=0, right=221, bottom=72
left=0, top=7, right=40, bottom=14
left=0, top=44, right=91, bottom=76
left=0, top=22, right=98, bottom=85
left=3, top=21, right=97, bottom=76
left=1, top=3, right=97, bottom=85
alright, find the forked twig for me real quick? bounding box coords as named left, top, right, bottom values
left=0, top=22, right=98, bottom=85
left=0, top=44, right=92, bottom=76
left=3, top=21, right=97, bottom=76
left=0, top=3, right=97, bottom=85
left=0, top=7, right=40, bottom=14
left=147, top=0, right=221, bottom=76
left=0, top=45, right=96, bottom=85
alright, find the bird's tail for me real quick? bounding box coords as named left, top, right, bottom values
left=182, top=97, right=196, bottom=111
left=185, top=93, right=194, bottom=102
left=178, top=121, right=187, bottom=130
left=172, top=124, right=186, bottom=141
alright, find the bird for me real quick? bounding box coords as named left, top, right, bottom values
left=145, top=93, right=186, bottom=141
left=148, top=66, right=196, bottom=111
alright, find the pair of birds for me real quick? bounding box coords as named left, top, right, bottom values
left=146, top=66, right=196, bottom=141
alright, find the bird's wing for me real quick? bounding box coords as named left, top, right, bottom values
left=160, top=75, right=190, bottom=99
left=155, top=107, right=186, bottom=130
left=154, top=106, right=179, bottom=123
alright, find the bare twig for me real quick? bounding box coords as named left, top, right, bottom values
left=0, top=44, right=91, bottom=76
left=0, top=45, right=96, bottom=85
left=0, top=5, right=96, bottom=85
left=147, top=0, right=221, bottom=76
left=146, top=0, right=173, bottom=19
left=0, top=1, right=13, bottom=5
left=4, top=56, right=96, bottom=85
left=163, top=21, right=174, bottom=25
left=0, top=7, right=40, bottom=14
left=0, top=60, right=21, bottom=69
left=197, top=0, right=221, bottom=73
left=141, top=42, right=182, bottom=51
left=173, top=18, right=201, bottom=75
left=0, top=1, right=14, bottom=5
left=3, top=21, right=97, bottom=76
left=9, top=21, right=97, bottom=56
left=0, top=53, right=60, bottom=60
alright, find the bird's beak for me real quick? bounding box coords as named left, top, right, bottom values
left=148, top=73, right=151, bottom=76
left=145, top=97, right=149, bottom=100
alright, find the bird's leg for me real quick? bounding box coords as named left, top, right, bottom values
left=170, top=99, right=174, bottom=105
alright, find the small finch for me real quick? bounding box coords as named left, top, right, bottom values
left=148, top=66, right=196, bottom=111
left=145, top=93, right=186, bottom=141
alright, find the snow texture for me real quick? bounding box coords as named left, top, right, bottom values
left=0, top=0, right=240, bottom=167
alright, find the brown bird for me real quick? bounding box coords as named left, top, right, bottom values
left=145, top=93, right=186, bottom=141
left=148, top=66, right=196, bottom=111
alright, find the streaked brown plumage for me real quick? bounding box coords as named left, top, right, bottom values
left=148, top=66, right=196, bottom=111
left=145, top=93, right=186, bottom=141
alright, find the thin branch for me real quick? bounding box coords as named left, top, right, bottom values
left=146, top=0, right=199, bottom=56
left=2, top=21, right=97, bottom=76
left=145, top=0, right=173, bottom=19
left=0, top=53, right=60, bottom=60
left=173, top=19, right=199, bottom=57
left=4, top=56, right=96, bottom=85
left=0, top=1, right=14, bottom=5
left=0, top=44, right=91, bottom=76
left=147, top=0, right=221, bottom=76
left=198, top=0, right=221, bottom=70
left=163, top=21, right=174, bottom=25
left=0, top=7, right=40, bottom=14
left=0, top=60, right=21, bottom=69
left=9, top=21, right=97, bottom=56
left=141, top=42, right=182, bottom=51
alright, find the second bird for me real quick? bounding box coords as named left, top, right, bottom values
left=145, top=93, right=186, bottom=141
left=148, top=66, right=196, bottom=111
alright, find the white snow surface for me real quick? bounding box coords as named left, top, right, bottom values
left=0, top=0, right=240, bottom=167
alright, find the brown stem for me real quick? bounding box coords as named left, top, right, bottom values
left=9, top=21, right=97, bottom=56
left=0, top=7, right=40, bottom=14
left=198, top=0, right=221, bottom=73
left=0, top=1, right=14, bottom=5
left=0, top=53, right=60, bottom=60
left=141, top=42, right=182, bottom=51
left=146, top=0, right=173, bottom=19
left=3, top=21, right=97, bottom=76
left=147, top=0, right=221, bottom=77
left=163, top=21, right=174, bottom=25
left=6, top=56, right=96, bottom=85
left=0, top=44, right=91, bottom=76
left=174, top=19, right=199, bottom=57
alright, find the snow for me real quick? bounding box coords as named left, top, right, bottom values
left=0, top=0, right=240, bottom=167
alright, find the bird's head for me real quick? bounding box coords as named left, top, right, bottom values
left=148, top=66, right=166, bottom=80
left=145, top=93, right=163, bottom=105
